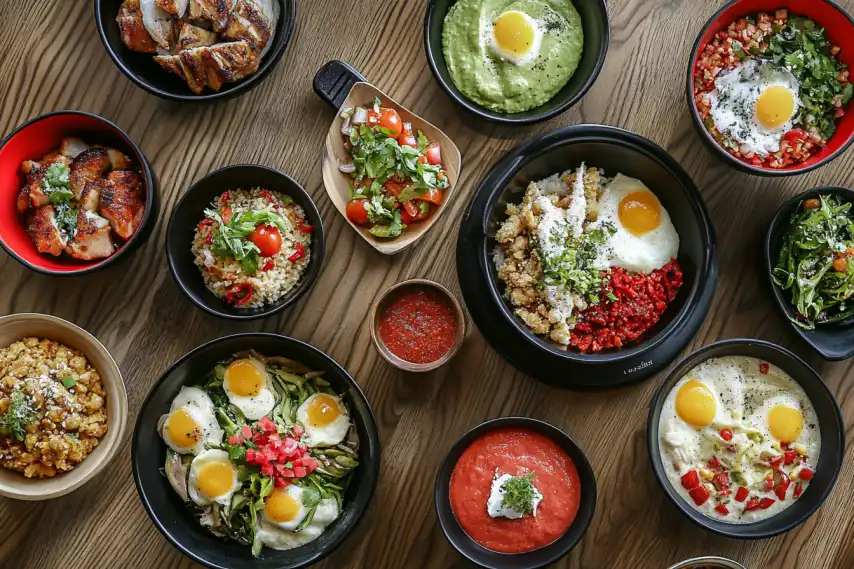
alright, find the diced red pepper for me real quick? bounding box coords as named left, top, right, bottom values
left=197, top=218, right=214, bottom=231
left=783, top=450, right=797, bottom=465
left=296, top=222, right=313, bottom=233
left=262, top=259, right=275, bottom=271
left=689, top=485, right=710, bottom=506
left=794, top=483, right=804, bottom=498
left=681, top=470, right=700, bottom=490
left=305, top=458, right=318, bottom=473
left=759, top=362, right=769, bottom=374
left=293, top=466, right=307, bottom=478
left=775, top=477, right=790, bottom=501
left=291, top=424, right=304, bottom=438
left=764, top=477, right=774, bottom=491
left=799, top=468, right=814, bottom=481
left=712, top=471, right=729, bottom=491
left=258, top=416, right=277, bottom=433
left=759, top=497, right=775, bottom=509
left=220, top=191, right=230, bottom=203
left=288, top=242, right=305, bottom=263
left=719, top=429, right=733, bottom=441
left=260, top=189, right=274, bottom=203
left=769, top=456, right=782, bottom=470
left=245, top=448, right=256, bottom=462
left=735, top=487, right=749, bottom=502
left=707, top=456, right=720, bottom=469
left=242, top=426, right=254, bottom=439
left=781, top=442, right=789, bottom=450
left=715, top=504, right=729, bottom=515
left=745, top=497, right=761, bottom=511
left=226, top=283, right=253, bottom=306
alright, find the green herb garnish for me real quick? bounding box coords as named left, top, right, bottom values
left=501, top=473, right=538, bottom=516
left=40, top=162, right=73, bottom=204
left=206, top=207, right=290, bottom=274
left=772, top=194, right=854, bottom=329
left=539, top=223, right=616, bottom=305
left=0, top=391, right=39, bottom=441
left=54, top=202, right=78, bottom=241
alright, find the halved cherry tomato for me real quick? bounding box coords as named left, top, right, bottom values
left=384, top=180, right=409, bottom=198
left=419, top=187, right=443, bottom=205
left=346, top=199, right=370, bottom=225
left=249, top=224, right=282, bottom=257
left=221, top=206, right=233, bottom=224
left=378, top=108, right=403, bottom=136
left=425, top=143, right=442, bottom=165
left=402, top=200, right=419, bottom=218
left=398, top=134, right=418, bottom=148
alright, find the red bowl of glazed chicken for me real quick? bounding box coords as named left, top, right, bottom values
left=0, top=110, right=158, bottom=275
left=688, top=0, right=854, bottom=175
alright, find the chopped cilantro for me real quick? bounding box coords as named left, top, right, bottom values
left=501, top=473, right=538, bottom=515
left=0, top=391, right=39, bottom=442
left=40, top=162, right=73, bottom=204
left=61, top=376, right=76, bottom=388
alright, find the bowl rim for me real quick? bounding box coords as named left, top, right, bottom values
left=0, top=109, right=157, bottom=276
left=0, top=312, right=128, bottom=500
left=646, top=338, right=845, bottom=539
left=763, top=185, right=854, bottom=360
left=93, top=0, right=296, bottom=102
left=165, top=163, right=325, bottom=321
left=434, top=416, right=597, bottom=569
left=478, top=123, right=716, bottom=364
left=368, top=278, right=466, bottom=372
left=685, top=0, right=854, bottom=177
left=131, top=332, right=381, bottom=569
left=666, top=556, right=747, bottom=569
left=423, top=0, right=611, bottom=125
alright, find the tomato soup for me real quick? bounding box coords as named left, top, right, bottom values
left=449, top=427, right=581, bottom=553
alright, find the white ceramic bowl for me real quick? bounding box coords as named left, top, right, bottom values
left=0, top=313, right=127, bottom=500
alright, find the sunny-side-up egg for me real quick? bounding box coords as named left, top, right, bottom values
left=486, top=9, right=544, bottom=66
left=256, top=485, right=340, bottom=550
left=188, top=449, right=241, bottom=507
left=160, top=386, right=224, bottom=455
left=296, top=393, right=351, bottom=447
left=223, top=357, right=277, bottom=420
left=593, top=174, right=680, bottom=274
left=709, top=60, right=801, bottom=156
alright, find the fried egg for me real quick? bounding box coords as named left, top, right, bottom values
left=748, top=393, right=805, bottom=444
left=709, top=60, right=801, bottom=156
left=296, top=393, right=351, bottom=447
left=187, top=449, right=240, bottom=507
left=223, top=358, right=276, bottom=420
left=593, top=174, right=680, bottom=274
left=256, top=493, right=339, bottom=550
left=160, top=386, right=223, bottom=455
left=487, top=10, right=543, bottom=66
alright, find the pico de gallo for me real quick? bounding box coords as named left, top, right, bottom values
left=338, top=97, right=449, bottom=239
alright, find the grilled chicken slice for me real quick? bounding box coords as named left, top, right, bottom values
left=26, top=206, right=68, bottom=256
left=101, top=171, right=145, bottom=239
left=107, top=148, right=133, bottom=171
left=66, top=211, right=115, bottom=260
left=70, top=148, right=110, bottom=200
left=16, top=185, right=31, bottom=213
left=188, top=0, right=233, bottom=31
left=59, top=137, right=90, bottom=159
left=116, top=0, right=159, bottom=53
left=154, top=40, right=260, bottom=93
left=156, top=0, right=189, bottom=17
left=177, top=21, right=218, bottom=50
left=80, top=179, right=106, bottom=212
left=140, top=0, right=175, bottom=49
left=26, top=155, right=72, bottom=208
left=222, top=0, right=278, bottom=57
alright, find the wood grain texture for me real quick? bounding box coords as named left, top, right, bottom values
left=1, top=1, right=854, bottom=568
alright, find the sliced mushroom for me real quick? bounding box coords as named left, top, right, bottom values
left=165, top=449, right=190, bottom=503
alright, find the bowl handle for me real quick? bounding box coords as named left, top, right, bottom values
left=313, top=60, right=368, bottom=110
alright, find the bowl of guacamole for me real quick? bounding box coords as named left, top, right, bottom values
left=425, top=0, right=609, bottom=124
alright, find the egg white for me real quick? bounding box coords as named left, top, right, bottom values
left=223, top=358, right=277, bottom=420
left=187, top=449, right=240, bottom=507
left=593, top=174, right=680, bottom=274
left=262, top=484, right=309, bottom=531
left=296, top=393, right=351, bottom=448
left=256, top=497, right=339, bottom=550
left=161, top=386, right=224, bottom=455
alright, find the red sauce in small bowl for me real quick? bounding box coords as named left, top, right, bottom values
left=449, top=427, right=581, bottom=554
left=377, top=287, right=456, bottom=364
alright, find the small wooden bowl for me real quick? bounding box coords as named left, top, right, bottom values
left=369, top=279, right=465, bottom=372
left=314, top=60, right=462, bottom=255
left=0, top=313, right=128, bottom=500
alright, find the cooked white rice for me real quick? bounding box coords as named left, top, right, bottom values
left=192, top=187, right=311, bottom=308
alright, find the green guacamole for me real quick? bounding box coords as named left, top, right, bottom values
left=442, top=0, right=583, bottom=114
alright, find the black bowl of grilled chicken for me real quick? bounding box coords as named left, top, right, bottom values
left=94, top=0, right=296, bottom=102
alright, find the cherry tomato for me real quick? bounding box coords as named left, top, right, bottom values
left=425, top=143, right=442, bottom=165
left=402, top=200, right=419, bottom=217
left=418, top=187, right=443, bottom=205
left=401, top=121, right=413, bottom=136
left=249, top=224, right=282, bottom=257
left=378, top=108, right=403, bottom=136
left=346, top=199, right=370, bottom=225
left=384, top=180, right=409, bottom=198
left=398, top=134, right=417, bottom=148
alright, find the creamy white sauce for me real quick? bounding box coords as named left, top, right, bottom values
left=486, top=470, right=543, bottom=519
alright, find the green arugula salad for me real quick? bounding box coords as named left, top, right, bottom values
left=338, top=97, right=450, bottom=239
left=773, top=193, right=854, bottom=329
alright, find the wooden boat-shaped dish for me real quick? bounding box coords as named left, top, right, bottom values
left=314, top=60, right=461, bottom=255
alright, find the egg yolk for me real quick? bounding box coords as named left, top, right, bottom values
left=675, top=380, right=716, bottom=427
left=618, top=191, right=661, bottom=236
left=756, top=85, right=795, bottom=129
left=306, top=394, right=340, bottom=427
left=196, top=461, right=234, bottom=499
left=266, top=488, right=301, bottom=522
left=166, top=408, right=201, bottom=448
left=768, top=405, right=803, bottom=443
left=493, top=11, right=535, bottom=56
left=224, top=359, right=263, bottom=397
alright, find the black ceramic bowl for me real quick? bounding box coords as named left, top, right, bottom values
left=94, top=0, right=295, bottom=102
left=457, top=124, right=717, bottom=388
left=424, top=0, right=609, bottom=125
left=166, top=164, right=324, bottom=320
left=647, top=339, right=845, bottom=539
left=132, top=333, right=381, bottom=569
left=435, top=417, right=596, bottom=569
left=765, top=186, right=854, bottom=360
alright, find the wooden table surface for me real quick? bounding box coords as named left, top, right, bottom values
left=2, top=1, right=854, bottom=568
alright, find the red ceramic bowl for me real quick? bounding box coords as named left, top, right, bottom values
left=0, top=111, right=158, bottom=275
left=687, top=0, right=854, bottom=176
